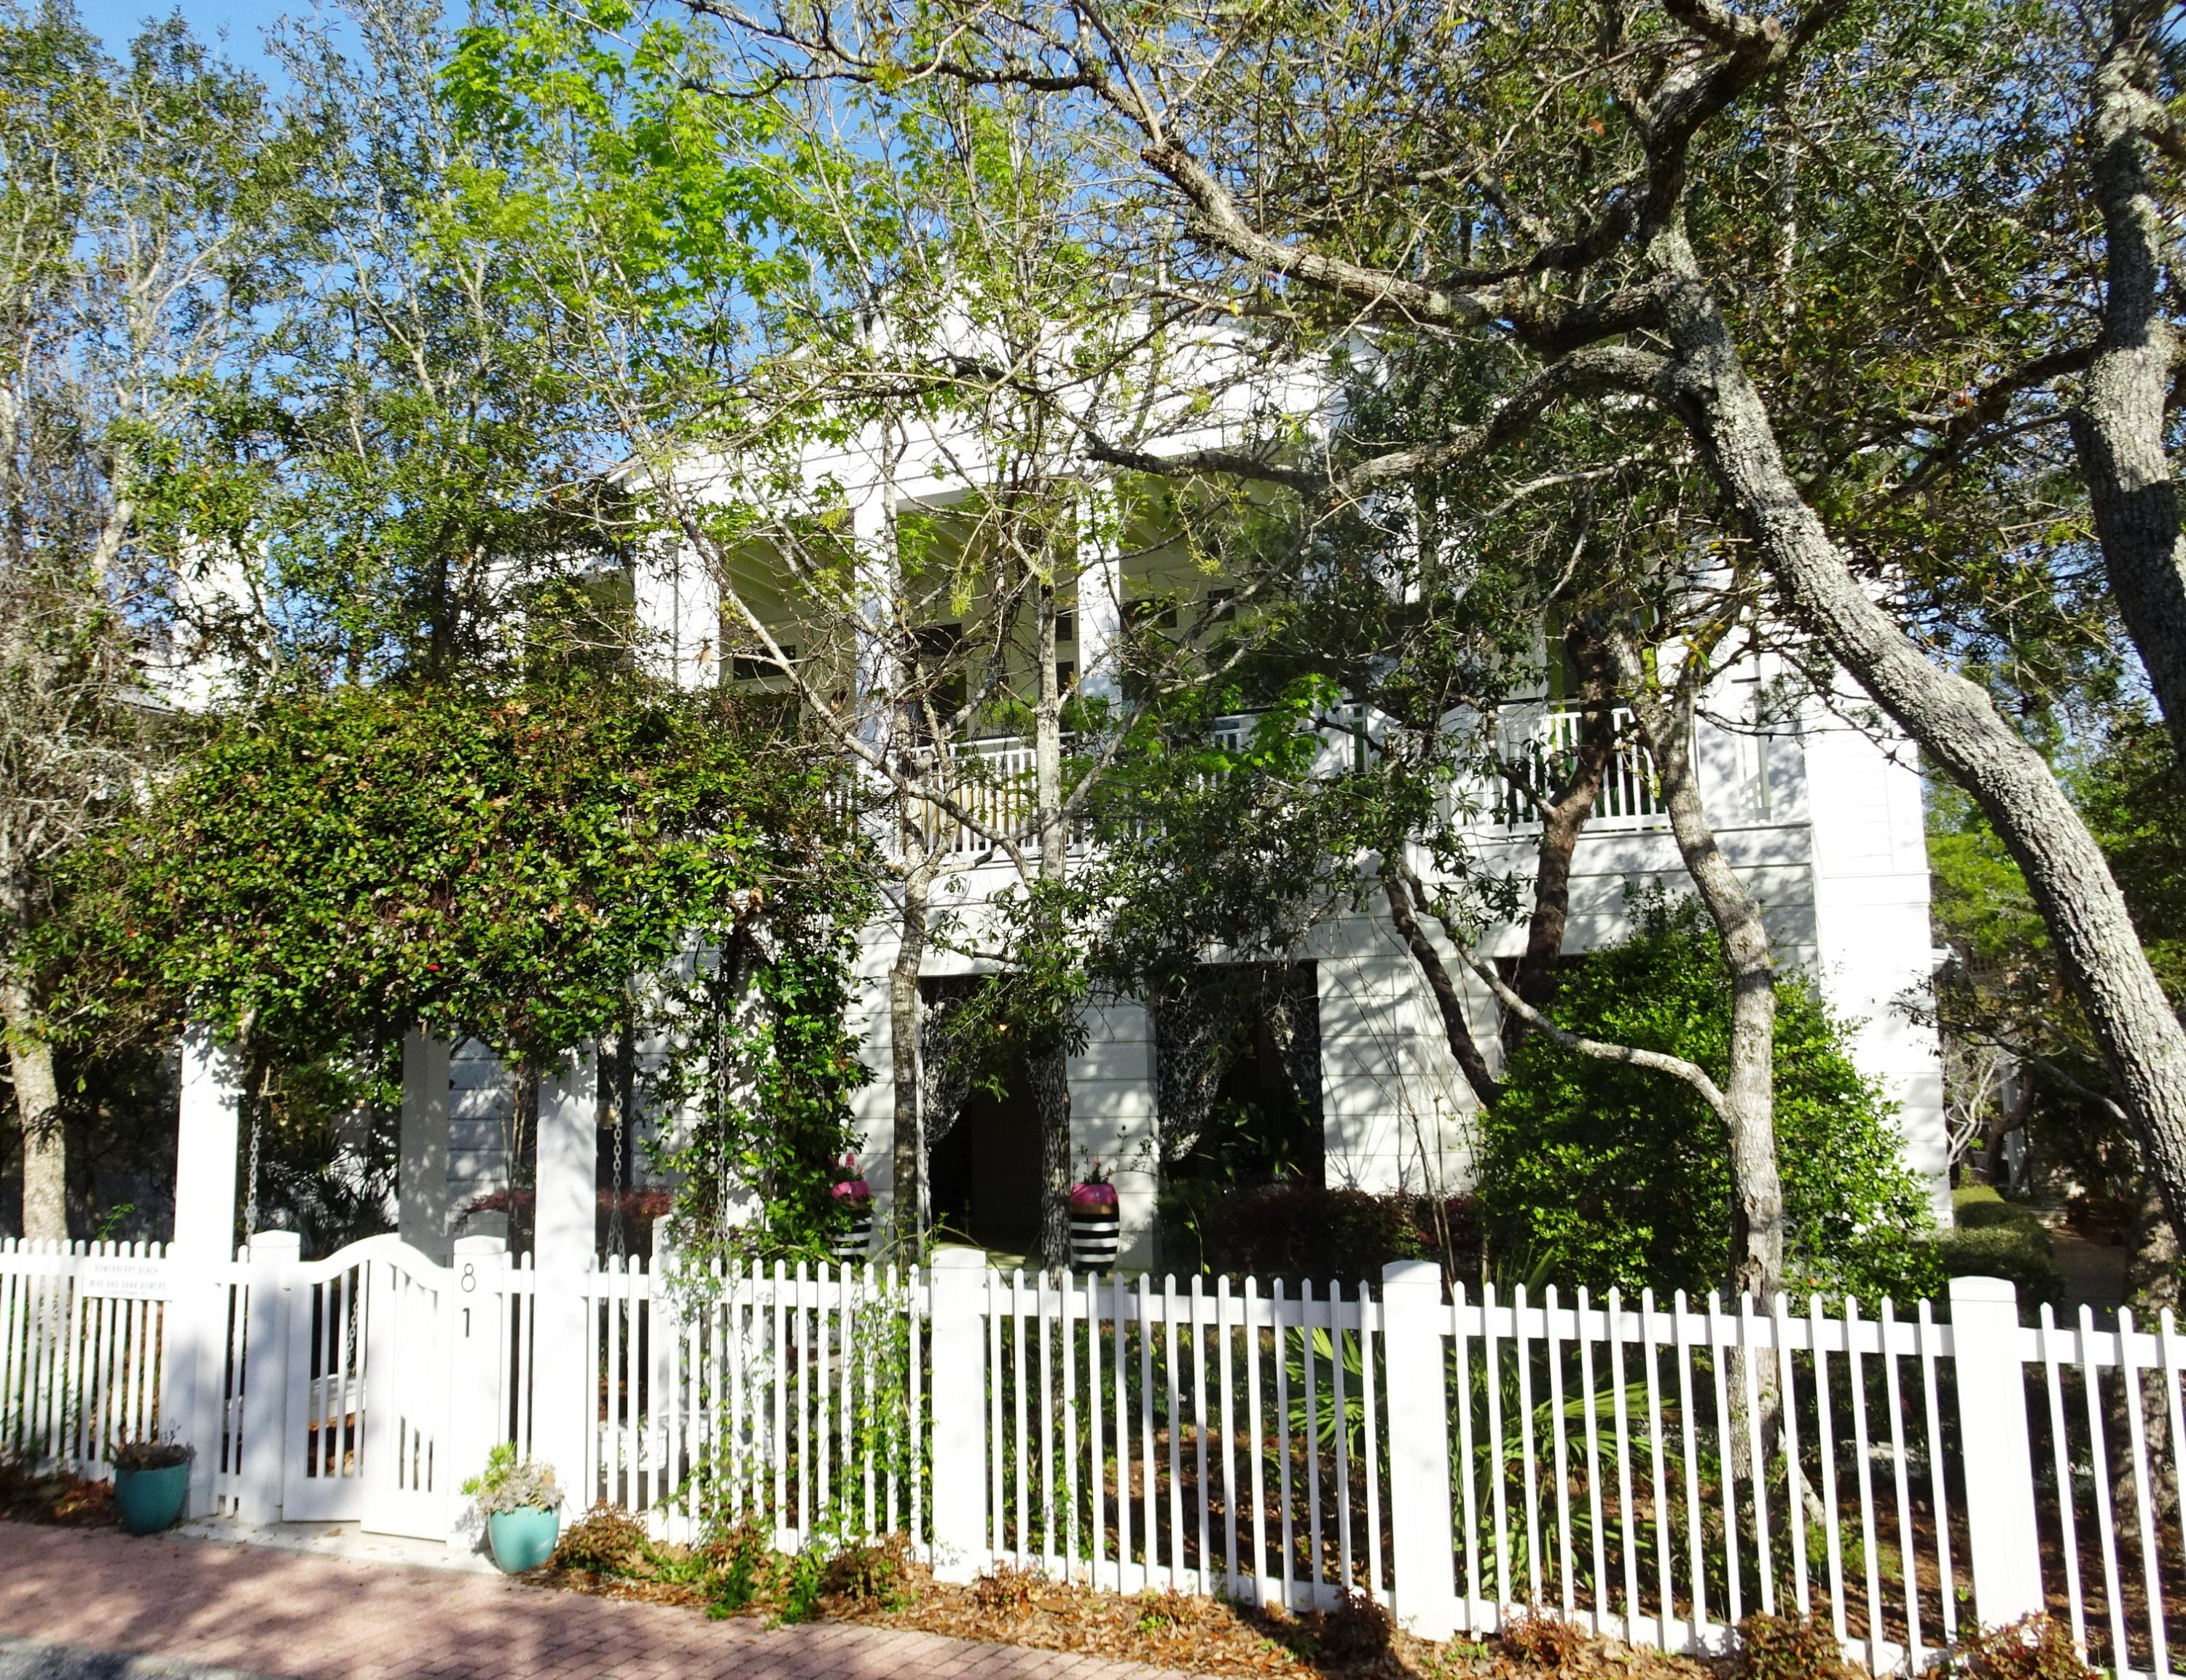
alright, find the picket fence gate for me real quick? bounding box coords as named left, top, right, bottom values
left=5, top=1236, right=2185, bottom=1677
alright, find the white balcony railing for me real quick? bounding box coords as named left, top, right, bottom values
left=877, top=704, right=1666, bottom=860
left=1481, top=704, right=1669, bottom=831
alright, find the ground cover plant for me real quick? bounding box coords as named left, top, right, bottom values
left=534, top=1504, right=2095, bottom=1680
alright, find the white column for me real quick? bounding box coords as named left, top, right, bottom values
left=529, top=1045, right=596, bottom=1492
left=167, top=1025, right=244, bottom=1516
left=399, top=1029, right=452, bottom=1262
left=1381, top=1260, right=1457, bottom=1638
left=173, top=1025, right=243, bottom=1257
left=850, top=475, right=894, bottom=749
left=635, top=543, right=721, bottom=690
left=445, top=1233, right=509, bottom=1544
left=1076, top=487, right=1123, bottom=704
left=926, top=1246, right=988, bottom=1580
left=238, top=1229, right=299, bottom=1525
left=1949, top=1275, right=2043, bottom=1627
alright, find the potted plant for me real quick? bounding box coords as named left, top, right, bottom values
left=462, top=1442, right=562, bottom=1572
left=109, top=1435, right=194, bottom=1534
left=831, top=1154, right=874, bottom=1262
left=1067, top=1161, right=1121, bottom=1271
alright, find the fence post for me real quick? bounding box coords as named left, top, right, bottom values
left=530, top=1045, right=597, bottom=1504
left=237, top=1231, right=300, bottom=1526
left=1382, top=1261, right=1457, bottom=1639
left=446, top=1235, right=509, bottom=1545
left=165, top=1026, right=246, bottom=1518
left=927, top=1247, right=988, bottom=1582
left=1949, top=1275, right=2043, bottom=1629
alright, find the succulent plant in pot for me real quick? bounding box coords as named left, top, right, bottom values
left=109, top=1435, right=195, bottom=1534
left=461, top=1442, right=563, bottom=1572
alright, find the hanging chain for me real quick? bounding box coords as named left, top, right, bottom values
left=243, top=1110, right=262, bottom=1241
left=609, top=1091, right=627, bottom=1259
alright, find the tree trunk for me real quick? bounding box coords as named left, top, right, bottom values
left=1382, top=867, right=1502, bottom=1107
left=2120, top=1173, right=2181, bottom=1520
left=1986, top=1075, right=2035, bottom=1189
left=2072, top=2, right=2186, bottom=772
left=1652, top=226, right=2186, bottom=1252
left=888, top=871, right=931, bottom=1262
left=1506, top=628, right=1618, bottom=1044
left=1032, top=1043, right=1073, bottom=1267
left=1620, top=664, right=1785, bottom=1300
left=1, top=969, right=65, bottom=1242
left=1032, top=571, right=1075, bottom=1268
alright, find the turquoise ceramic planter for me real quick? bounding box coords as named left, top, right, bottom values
left=114, top=1463, right=189, bottom=1535
left=488, top=1506, right=560, bottom=1573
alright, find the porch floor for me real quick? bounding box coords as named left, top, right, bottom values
left=0, top=1522, right=1198, bottom=1680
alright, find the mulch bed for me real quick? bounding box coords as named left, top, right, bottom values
left=530, top=1509, right=1726, bottom=1680
left=0, top=1454, right=116, bottom=1528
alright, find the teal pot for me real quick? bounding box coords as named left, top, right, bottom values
left=488, top=1507, right=560, bottom=1573
left=113, top=1463, right=190, bottom=1535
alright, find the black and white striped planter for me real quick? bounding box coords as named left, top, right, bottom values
left=1068, top=1207, right=1120, bottom=1271
left=834, top=1206, right=873, bottom=1263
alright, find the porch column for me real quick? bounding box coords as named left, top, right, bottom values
left=1076, top=484, right=1123, bottom=704
left=398, top=1029, right=452, bottom=1263
left=849, top=465, right=896, bottom=749
left=166, top=1025, right=245, bottom=1515
left=529, top=1044, right=597, bottom=1498
left=172, top=1024, right=243, bottom=1258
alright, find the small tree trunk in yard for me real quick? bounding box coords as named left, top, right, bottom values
left=2121, top=1172, right=2182, bottom=1520
left=1383, top=868, right=1502, bottom=1107
left=1616, top=653, right=1784, bottom=1301
left=888, top=869, right=931, bottom=1262
left=1506, top=629, right=1618, bottom=1045
left=1, top=969, right=65, bottom=1242
left=1032, top=570, right=1075, bottom=1269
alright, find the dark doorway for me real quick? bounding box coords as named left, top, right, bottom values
left=922, top=976, right=1043, bottom=1257
left=1154, top=962, right=1325, bottom=1190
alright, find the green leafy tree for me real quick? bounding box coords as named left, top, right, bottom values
left=45, top=671, right=871, bottom=1255
left=0, top=0, right=302, bottom=1238
left=1479, top=894, right=1940, bottom=1301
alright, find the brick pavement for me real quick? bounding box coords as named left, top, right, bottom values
left=0, top=1523, right=1191, bottom=1680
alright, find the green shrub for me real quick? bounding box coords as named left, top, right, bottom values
left=1943, top=1616, right=2096, bottom=1680
left=1481, top=893, right=1943, bottom=1300
left=819, top=1534, right=912, bottom=1606
left=1932, top=1225, right=2064, bottom=1313
left=551, top=1502, right=650, bottom=1574
left=1737, top=1613, right=1857, bottom=1680
left=1501, top=1608, right=1588, bottom=1671
left=1953, top=1184, right=2047, bottom=1235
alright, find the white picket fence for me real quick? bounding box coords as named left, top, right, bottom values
left=6, top=1236, right=2186, bottom=1676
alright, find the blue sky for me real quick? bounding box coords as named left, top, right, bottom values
left=76, top=0, right=305, bottom=76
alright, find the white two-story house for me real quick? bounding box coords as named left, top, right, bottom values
left=413, top=327, right=1946, bottom=1271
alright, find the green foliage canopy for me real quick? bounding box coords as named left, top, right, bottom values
left=1480, top=895, right=1941, bottom=1300
left=47, top=672, right=858, bottom=1069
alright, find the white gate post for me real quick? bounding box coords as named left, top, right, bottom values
left=927, top=1247, right=987, bottom=1581
left=530, top=1045, right=597, bottom=1503
left=1949, top=1275, right=2043, bottom=1628
left=399, top=1030, right=453, bottom=1264
left=165, top=1025, right=246, bottom=1517
left=238, top=1231, right=299, bottom=1525
left=446, top=1234, right=509, bottom=1544
left=1382, top=1261, right=1457, bottom=1639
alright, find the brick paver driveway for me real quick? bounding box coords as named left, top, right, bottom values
left=0, top=1523, right=1189, bottom=1680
